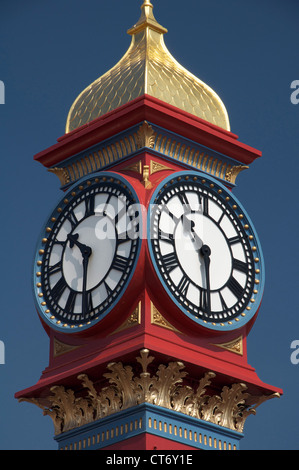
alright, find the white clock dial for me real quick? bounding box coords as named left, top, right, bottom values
left=34, top=174, right=141, bottom=331
left=149, top=172, right=264, bottom=330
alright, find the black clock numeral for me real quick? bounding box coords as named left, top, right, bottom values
left=177, top=274, right=190, bottom=297
left=82, top=291, right=93, bottom=316
left=103, top=194, right=113, bottom=215
left=200, top=288, right=209, bottom=313
left=48, top=261, right=62, bottom=276
left=219, top=291, right=228, bottom=311
left=65, top=290, right=77, bottom=313
left=113, top=203, right=127, bottom=225
left=162, top=206, right=180, bottom=225
left=104, top=281, right=113, bottom=297
left=162, top=252, right=179, bottom=272
left=227, top=276, right=244, bottom=300
left=202, top=196, right=209, bottom=216
left=178, top=192, right=191, bottom=212
left=228, top=235, right=241, bottom=246
left=217, top=211, right=226, bottom=225
left=232, top=258, right=248, bottom=274
left=158, top=229, right=174, bottom=245
left=113, top=254, right=129, bottom=272
left=51, top=276, right=67, bottom=301
left=66, top=210, right=78, bottom=229
left=85, top=193, right=95, bottom=217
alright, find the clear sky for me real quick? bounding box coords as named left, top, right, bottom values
left=0, top=0, right=298, bottom=450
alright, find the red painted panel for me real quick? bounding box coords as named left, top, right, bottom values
left=101, top=433, right=198, bottom=450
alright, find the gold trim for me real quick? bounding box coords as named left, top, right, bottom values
left=53, top=338, right=81, bottom=358
left=121, top=160, right=142, bottom=174
left=136, top=121, right=156, bottom=149
left=48, top=167, right=70, bottom=186
left=151, top=302, right=182, bottom=333
left=150, top=160, right=174, bottom=174
left=142, top=165, right=152, bottom=188
left=212, top=336, right=243, bottom=356
left=19, top=349, right=280, bottom=436
left=225, top=165, right=249, bottom=184
left=49, top=126, right=246, bottom=187
left=110, top=302, right=141, bottom=335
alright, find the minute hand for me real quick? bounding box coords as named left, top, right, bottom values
left=67, top=233, right=92, bottom=318
left=200, top=244, right=211, bottom=315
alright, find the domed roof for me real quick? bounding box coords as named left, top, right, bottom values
left=65, top=1, right=230, bottom=133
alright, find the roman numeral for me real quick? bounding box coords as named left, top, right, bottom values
left=227, top=276, right=244, bottom=299
left=102, top=194, right=112, bottom=215
left=162, top=205, right=180, bottom=225
left=113, top=255, right=128, bottom=272
left=178, top=192, right=191, bottom=212
left=66, top=210, right=78, bottom=229
left=177, top=274, right=190, bottom=296
left=232, top=258, right=248, bottom=274
left=65, top=290, right=77, bottom=313
left=200, top=288, right=210, bottom=313
left=85, top=193, right=95, bottom=217
left=48, top=261, right=62, bottom=276
left=158, top=229, right=174, bottom=245
left=51, top=277, right=67, bottom=301
left=104, top=281, right=113, bottom=297
left=228, top=235, right=240, bottom=246
left=202, top=196, right=209, bottom=216
left=219, top=291, right=228, bottom=311
left=113, top=203, right=127, bottom=225
left=82, top=291, right=93, bottom=316
left=161, top=252, right=179, bottom=272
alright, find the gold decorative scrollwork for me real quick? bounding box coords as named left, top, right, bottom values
left=19, top=349, right=280, bottom=435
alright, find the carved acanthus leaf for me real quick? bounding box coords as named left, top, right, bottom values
left=19, top=349, right=280, bottom=435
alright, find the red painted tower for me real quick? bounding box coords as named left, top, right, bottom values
left=16, top=1, right=282, bottom=450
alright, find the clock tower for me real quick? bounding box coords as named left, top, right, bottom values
left=16, top=1, right=282, bottom=451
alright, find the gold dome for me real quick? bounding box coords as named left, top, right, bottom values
left=66, top=1, right=230, bottom=133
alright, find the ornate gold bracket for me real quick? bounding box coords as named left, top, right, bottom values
left=53, top=338, right=81, bottom=358
left=225, top=165, right=249, bottom=184
left=151, top=302, right=182, bottom=333
left=110, top=302, right=141, bottom=335
left=136, top=121, right=156, bottom=149
left=19, top=349, right=280, bottom=436
left=211, top=336, right=243, bottom=356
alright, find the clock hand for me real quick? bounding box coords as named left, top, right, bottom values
left=81, top=254, right=90, bottom=319
left=67, top=233, right=92, bottom=318
left=181, top=215, right=203, bottom=251
left=200, top=244, right=211, bottom=315
left=67, top=233, right=92, bottom=259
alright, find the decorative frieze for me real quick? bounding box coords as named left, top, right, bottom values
left=48, top=122, right=248, bottom=188
left=19, top=349, right=279, bottom=436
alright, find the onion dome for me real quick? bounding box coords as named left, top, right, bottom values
left=66, top=0, right=230, bottom=133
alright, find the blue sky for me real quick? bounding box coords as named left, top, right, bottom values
left=0, top=0, right=298, bottom=450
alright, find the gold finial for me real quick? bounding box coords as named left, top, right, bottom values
left=128, top=0, right=167, bottom=35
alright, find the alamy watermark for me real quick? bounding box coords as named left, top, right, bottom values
left=290, top=80, right=299, bottom=105
left=0, top=340, right=4, bottom=364
left=0, top=80, right=4, bottom=104
left=290, top=340, right=299, bottom=365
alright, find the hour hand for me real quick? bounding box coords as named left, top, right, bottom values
left=68, top=233, right=79, bottom=248
left=67, top=233, right=92, bottom=258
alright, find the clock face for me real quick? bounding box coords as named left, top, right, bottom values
left=34, top=173, right=141, bottom=332
left=148, top=172, right=264, bottom=331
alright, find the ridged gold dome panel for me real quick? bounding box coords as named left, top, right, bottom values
left=66, top=1, right=230, bottom=133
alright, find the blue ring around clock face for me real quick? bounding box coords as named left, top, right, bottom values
left=147, top=171, right=265, bottom=331
left=33, top=172, right=142, bottom=333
